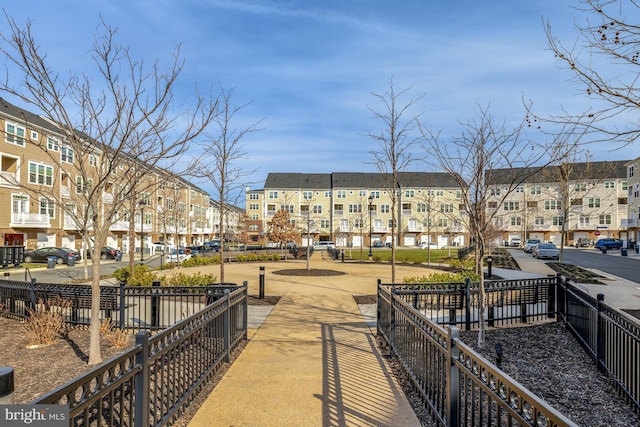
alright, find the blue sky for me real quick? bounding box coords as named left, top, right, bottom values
left=2, top=1, right=635, bottom=203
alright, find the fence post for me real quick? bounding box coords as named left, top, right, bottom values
left=151, top=281, right=160, bottom=328
left=376, top=279, right=382, bottom=337
left=547, top=276, right=556, bottom=319
left=119, top=282, right=126, bottom=330
left=464, top=278, right=471, bottom=331
left=224, top=289, right=231, bottom=362
left=390, top=286, right=396, bottom=358
left=134, top=331, right=149, bottom=427
left=446, top=326, right=460, bottom=427
left=243, top=281, right=248, bottom=340
left=596, top=293, right=605, bottom=372
left=29, top=277, right=37, bottom=315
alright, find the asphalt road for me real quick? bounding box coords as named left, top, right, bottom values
left=559, top=246, right=640, bottom=284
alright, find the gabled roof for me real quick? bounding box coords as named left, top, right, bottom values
left=264, top=173, right=332, bottom=189
left=487, top=160, right=630, bottom=185
left=264, top=172, right=465, bottom=189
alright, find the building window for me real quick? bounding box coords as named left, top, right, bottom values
left=39, top=197, right=55, bottom=218
left=348, top=204, right=362, bottom=213
left=336, top=190, right=346, bottom=199
left=579, top=216, right=590, bottom=226
left=544, top=200, right=562, bottom=210
left=75, top=176, right=93, bottom=194
left=302, top=191, right=313, bottom=200
left=490, top=187, right=501, bottom=196
left=416, top=203, right=428, bottom=213
left=510, top=216, right=522, bottom=226
left=311, top=205, right=322, bottom=214
left=534, top=217, right=545, bottom=226
left=28, top=162, right=53, bottom=186
left=370, top=191, right=380, bottom=199
left=31, top=131, right=38, bottom=140
left=571, top=198, right=583, bottom=206
left=405, top=189, right=415, bottom=198
left=5, top=122, right=25, bottom=146
left=515, top=186, right=524, bottom=193
left=320, top=219, right=330, bottom=228
left=503, top=201, right=520, bottom=211
left=268, top=191, right=278, bottom=199
left=249, top=194, right=259, bottom=200
left=599, top=214, right=612, bottom=225
left=552, top=216, right=564, bottom=226
left=574, top=183, right=587, bottom=192
left=402, top=203, right=412, bottom=212
left=61, top=146, right=74, bottom=164
left=380, top=204, right=390, bottom=214
left=629, top=166, right=635, bottom=177
left=249, top=203, right=259, bottom=210
left=488, top=202, right=498, bottom=209
left=440, top=203, right=454, bottom=213
left=325, top=191, right=332, bottom=198
left=604, top=181, right=615, bottom=189
left=88, top=154, right=96, bottom=166
left=281, top=204, right=294, bottom=214
left=47, top=137, right=60, bottom=152
left=530, top=186, right=542, bottom=195
left=622, top=181, right=628, bottom=190
left=438, top=218, right=449, bottom=227
left=588, top=198, right=601, bottom=208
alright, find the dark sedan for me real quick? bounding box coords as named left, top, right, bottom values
left=86, top=246, right=121, bottom=260
left=23, top=247, right=81, bottom=264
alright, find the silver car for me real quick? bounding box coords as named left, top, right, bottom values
left=532, top=243, right=560, bottom=260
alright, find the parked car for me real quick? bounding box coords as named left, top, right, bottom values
left=373, top=241, right=384, bottom=248
left=23, top=247, right=81, bottom=264
left=574, top=238, right=593, bottom=248
left=594, top=238, right=623, bottom=250
left=510, top=237, right=522, bottom=247
left=153, top=242, right=176, bottom=253
left=419, top=242, right=439, bottom=249
left=524, top=239, right=541, bottom=253
left=532, top=243, right=560, bottom=260
left=86, top=246, right=121, bottom=260
left=314, top=241, right=335, bottom=250
left=166, top=248, right=192, bottom=263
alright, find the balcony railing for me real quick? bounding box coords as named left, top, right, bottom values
left=110, top=220, right=130, bottom=232
left=0, top=171, right=18, bottom=187
left=11, top=212, right=51, bottom=228
left=621, top=218, right=638, bottom=228
left=60, top=185, right=70, bottom=199
left=103, top=192, right=114, bottom=204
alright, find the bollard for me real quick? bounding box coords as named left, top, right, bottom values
left=0, top=367, right=14, bottom=404
left=259, top=266, right=265, bottom=299
left=3, top=272, right=9, bottom=279
left=495, top=343, right=503, bottom=369
left=341, top=250, right=344, bottom=263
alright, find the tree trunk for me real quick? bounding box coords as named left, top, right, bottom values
left=88, top=254, right=103, bottom=365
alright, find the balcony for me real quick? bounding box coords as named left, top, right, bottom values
left=103, top=192, right=114, bottom=204
left=372, top=226, right=388, bottom=233
left=621, top=218, right=638, bottom=228
left=60, top=185, right=70, bottom=199
left=110, top=220, right=130, bottom=232
left=11, top=212, right=51, bottom=228
left=0, top=171, right=18, bottom=187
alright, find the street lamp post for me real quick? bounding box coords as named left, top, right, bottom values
left=368, top=194, right=374, bottom=258
left=139, top=200, right=147, bottom=262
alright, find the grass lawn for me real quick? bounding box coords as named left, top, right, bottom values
left=346, top=248, right=456, bottom=263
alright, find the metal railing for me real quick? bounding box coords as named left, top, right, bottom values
left=0, top=279, right=244, bottom=332
left=379, top=276, right=640, bottom=424
left=557, top=280, right=640, bottom=412
left=379, top=287, right=575, bottom=426
left=0, top=245, right=23, bottom=268
left=32, top=286, right=247, bottom=426
left=379, top=276, right=557, bottom=333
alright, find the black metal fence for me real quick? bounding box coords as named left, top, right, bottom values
left=0, top=246, right=23, bottom=268
left=32, top=286, right=247, bottom=426
left=380, top=276, right=556, bottom=332
left=557, top=281, right=640, bottom=413
left=0, top=279, right=243, bottom=332
left=378, top=275, right=640, bottom=425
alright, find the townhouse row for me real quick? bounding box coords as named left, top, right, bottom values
left=246, top=160, right=638, bottom=248
left=0, top=98, right=241, bottom=254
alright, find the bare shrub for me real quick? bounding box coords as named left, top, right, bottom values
left=23, top=297, right=70, bottom=347
left=100, top=318, right=131, bottom=349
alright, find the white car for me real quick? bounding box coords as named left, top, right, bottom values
left=524, top=239, right=541, bottom=253
left=165, top=248, right=192, bottom=263
left=419, top=242, right=439, bottom=249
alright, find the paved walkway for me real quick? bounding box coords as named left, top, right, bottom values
left=186, top=253, right=424, bottom=427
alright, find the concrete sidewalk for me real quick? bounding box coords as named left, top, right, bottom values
left=187, top=254, right=423, bottom=427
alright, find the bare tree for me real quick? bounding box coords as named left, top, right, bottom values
left=365, top=78, right=423, bottom=282
left=541, top=0, right=640, bottom=146
left=0, top=16, right=216, bottom=364
left=422, top=104, right=564, bottom=348
left=193, top=87, right=260, bottom=282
